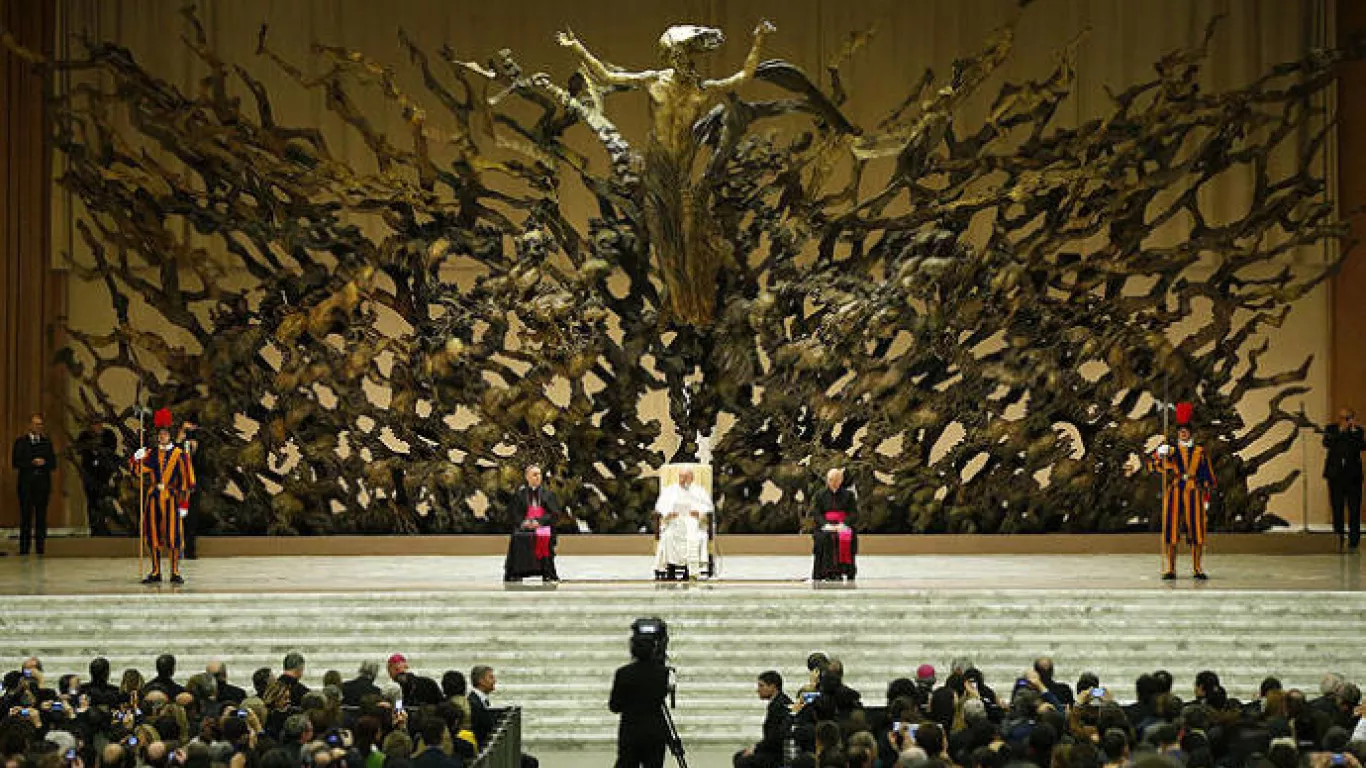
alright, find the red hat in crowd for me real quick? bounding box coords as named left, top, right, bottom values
left=916, top=664, right=936, bottom=681
left=154, top=408, right=174, bottom=429
left=387, top=653, right=407, bottom=668
left=1175, top=402, right=1194, bottom=428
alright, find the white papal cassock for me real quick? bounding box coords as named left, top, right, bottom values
left=653, top=481, right=713, bottom=575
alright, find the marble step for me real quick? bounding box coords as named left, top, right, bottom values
left=8, top=627, right=1362, bottom=644
left=9, top=589, right=1363, bottom=604
left=4, top=588, right=1364, bottom=749
left=9, top=607, right=1365, bottom=626
left=9, top=608, right=1366, bottom=627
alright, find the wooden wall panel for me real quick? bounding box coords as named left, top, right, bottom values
left=1, top=0, right=64, bottom=528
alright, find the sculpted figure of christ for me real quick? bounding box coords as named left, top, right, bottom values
left=556, top=21, right=776, bottom=325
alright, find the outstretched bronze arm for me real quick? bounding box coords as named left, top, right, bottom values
left=556, top=28, right=657, bottom=87
left=704, top=19, right=775, bottom=92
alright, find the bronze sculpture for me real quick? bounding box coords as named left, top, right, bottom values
left=10, top=9, right=1357, bottom=536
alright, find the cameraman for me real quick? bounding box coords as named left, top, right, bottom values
left=609, top=627, right=672, bottom=768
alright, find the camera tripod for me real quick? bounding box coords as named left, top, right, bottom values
left=663, top=667, right=688, bottom=768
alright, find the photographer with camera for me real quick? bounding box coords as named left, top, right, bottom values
left=610, top=619, right=674, bottom=768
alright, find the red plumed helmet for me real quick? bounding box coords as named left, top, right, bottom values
left=153, top=408, right=174, bottom=429
left=1175, top=402, right=1194, bottom=427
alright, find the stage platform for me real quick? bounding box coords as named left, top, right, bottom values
left=16, top=531, right=1342, bottom=558
left=1, top=552, right=1362, bottom=758
left=0, top=552, right=1361, bottom=594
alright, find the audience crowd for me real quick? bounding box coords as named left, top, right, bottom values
left=5, top=649, right=1364, bottom=768
left=0, top=652, right=512, bottom=768
left=738, top=654, right=1366, bottom=768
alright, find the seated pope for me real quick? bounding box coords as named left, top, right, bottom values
left=652, top=467, right=713, bottom=580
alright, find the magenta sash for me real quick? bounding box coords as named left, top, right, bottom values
left=526, top=505, right=551, bottom=559
left=824, top=511, right=853, bottom=564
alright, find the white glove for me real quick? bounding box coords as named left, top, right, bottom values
left=1156, top=444, right=1171, bottom=457
left=178, top=505, right=189, bottom=519
left=134, top=447, right=148, bottom=461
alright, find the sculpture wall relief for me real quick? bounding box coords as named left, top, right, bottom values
left=18, top=1, right=1355, bottom=535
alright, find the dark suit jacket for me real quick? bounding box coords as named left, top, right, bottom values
left=81, top=681, right=124, bottom=709
left=755, top=692, right=794, bottom=757
left=468, top=691, right=497, bottom=747
left=609, top=660, right=670, bottom=744
left=12, top=434, right=56, bottom=487
left=1045, top=680, right=1075, bottom=707
left=144, top=675, right=184, bottom=699
left=76, top=428, right=118, bottom=485
left=341, top=676, right=382, bottom=706
left=1324, top=424, right=1365, bottom=481
left=399, top=674, right=445, bottom=707
left=217, top=681, right=249, bottom=704
left=413, top=747, right=463, bottom=768
left=278, top=674, right=310, bottom=706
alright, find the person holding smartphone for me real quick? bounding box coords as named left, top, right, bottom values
left=1323, top=408, right=1365, bottom=551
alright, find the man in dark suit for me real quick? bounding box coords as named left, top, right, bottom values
left=12, top=414, right=57, bottom=555
left=207, top=660, right=248, bottom=704
left=467, top=665, right=498, bottom=748
left=342, top=661, right=382, bottom=706
left=1034, top=657, right=1074, bottom=707
left=609, top=640, right=671, bottom=768
left=75, top=419, right=118, bottom=536
left=278, top=652, right=310, bottom=705
left=82, top=657, right=124, bottom=708
left=467, top=665, right=538, bottom=767
left=815, top=658, right=863, bottom=721
left=412, top=715, right=464, bottom=768
left=144, top=654, right=184, bottom=699
left=734, top=671, right=792, bottom=768
left=1323, top=408, right=1365, bottom=550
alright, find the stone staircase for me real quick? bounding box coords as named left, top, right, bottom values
left=2, top=588, right=1364, bottom=750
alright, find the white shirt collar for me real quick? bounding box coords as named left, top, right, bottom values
left=473, top=688, right=491, bottom=705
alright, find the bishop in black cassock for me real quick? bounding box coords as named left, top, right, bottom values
left=810, top=468, right=859, bottom=581
left=502, top=465, right=563, bottom=582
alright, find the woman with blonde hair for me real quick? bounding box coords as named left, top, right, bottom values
left=120, top=669, right=144, bottom=696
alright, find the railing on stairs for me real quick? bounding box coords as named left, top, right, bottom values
left=471, top=706, right=521, bottom=768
